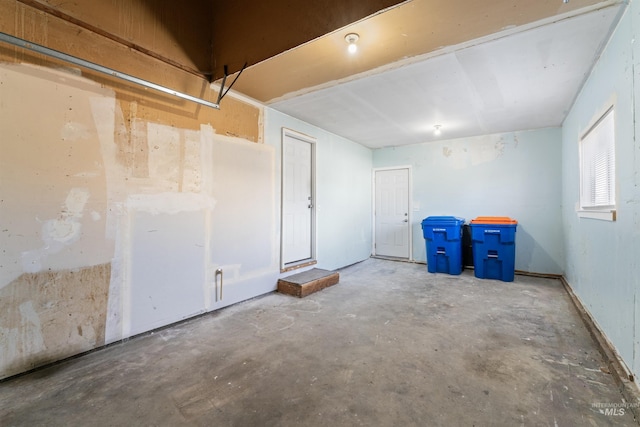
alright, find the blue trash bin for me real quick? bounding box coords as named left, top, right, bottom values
left=421, top=216, right=465, bottom=275
left=469, top=217, right=518, bottom=282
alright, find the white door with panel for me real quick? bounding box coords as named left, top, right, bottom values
left=375, top=168, right=410, bottom=259
left=282, top=132, right=314, bottom=265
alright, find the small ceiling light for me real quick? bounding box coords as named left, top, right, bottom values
left=563, top=0, right=569, bottom=3
left=345, top=33, right=359, bottom=54
left=434, top=125, right=442, bottom=136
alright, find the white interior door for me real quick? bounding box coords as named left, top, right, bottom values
left=282, top=131, right=314, bottom=266
left=375, top=168, right=410, bottom=259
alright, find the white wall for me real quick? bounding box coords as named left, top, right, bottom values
left=0, top=63, right=279, bottom=378
left=264, top=109, right=373, bottom=271
left=0, top=61, right=372, bottom=379
left=373, top=129, right=564, bottom=274
left=561, top=2, right=640, bottom=377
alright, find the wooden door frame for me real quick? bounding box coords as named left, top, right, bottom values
left=281, top=127, right=317, bottom=271
left=372, top=166, right=413, bottom=261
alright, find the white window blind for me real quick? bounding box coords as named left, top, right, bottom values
left=580, top=108, right=615, bottom=209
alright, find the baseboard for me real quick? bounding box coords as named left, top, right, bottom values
left=514, top=270, right=562, bottom=279
left=558, top=276, right=640, bottom=418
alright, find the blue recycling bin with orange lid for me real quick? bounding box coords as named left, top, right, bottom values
left=421, top=216, right=465, bottom=275
left=469, top=216, right=518, bottom=282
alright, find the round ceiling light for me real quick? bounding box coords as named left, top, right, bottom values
left=345, top=33, right=359, bottom=54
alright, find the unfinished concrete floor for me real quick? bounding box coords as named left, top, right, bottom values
left=0, top=258, right=637, bottom=426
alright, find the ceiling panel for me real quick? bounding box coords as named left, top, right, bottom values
left=229, top=0, right=610, bottom=103
left=269, top=3, right=625, bottom=148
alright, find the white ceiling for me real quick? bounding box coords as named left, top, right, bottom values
left=269, top=3, right=625, bottom=149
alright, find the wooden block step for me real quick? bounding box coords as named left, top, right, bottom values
left=277, top=268, right=340, bottom=298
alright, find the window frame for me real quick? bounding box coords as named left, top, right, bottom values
left=577, top=105, right=616, bottom=221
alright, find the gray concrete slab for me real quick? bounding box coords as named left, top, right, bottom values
left=0, top=258, right=636, bottom=426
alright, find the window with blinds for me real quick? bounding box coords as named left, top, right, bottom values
left=580, top=108, right=615, bottom=211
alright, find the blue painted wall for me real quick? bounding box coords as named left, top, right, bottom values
left=561, top=3, right=640, bottom=377
left=373, top=129, right=564, bottom=274
left=265, top=0, right=640, bottom=380
left=264, top=109, right=373, bottom=271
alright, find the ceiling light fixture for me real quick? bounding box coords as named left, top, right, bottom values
left=434, top=125, right=442, bottom=136
left=345, top=33, right=359, bottom=54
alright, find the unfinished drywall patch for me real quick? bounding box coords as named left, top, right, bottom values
left=0, top=63, right=115, bottom=288
left=21, top=187, right=91, bottom=274
left=0, top=62, right=117, bottom=379
left=147, top=123, right=182, bottom=191
left=146, top=123, right=205, bottom=193
left=0, top=264, right=110, bottom=379
left=101, top=120, right=278, bottom=342
left=89, top=93, right=130, bottom=346
left=182, top=130, right=203, bottom=193
left=1, top=0, right=268, bottom=377
left=94, top=109, right=215, bottom=342
left=439, top=134, right=513, bottom=170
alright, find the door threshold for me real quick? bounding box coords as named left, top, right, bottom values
left=281, top=259, right=317, bottom=273
left=371, top=255, right=413, bottom=263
